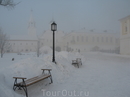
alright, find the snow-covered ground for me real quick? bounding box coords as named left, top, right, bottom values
left=0, top=51, right=130, bottom=97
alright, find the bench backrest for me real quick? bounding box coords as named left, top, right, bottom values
left=76, top=58, right=81, bottom=63
left=72, top=60, right=77, bottom=63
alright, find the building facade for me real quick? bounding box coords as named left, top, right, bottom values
left=40, top=30, right=120, bottom=53
left=62, top=31, right=119, bottom=53
left=8, top=11, right=38, bottom=53
left=119, top=15, right=130, bottom=55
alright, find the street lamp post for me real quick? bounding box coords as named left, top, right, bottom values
left=51, top=22, right=57, bottom=63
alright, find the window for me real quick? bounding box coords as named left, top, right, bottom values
left=72, top=36, right=75, bottom=40
left=71, top=36, right=75, bottom=44
left=115, top=39, right=119, bottom=44
left=125, top=22, right=127, bottom=32
left=7, top=50, right=10, bottom=53
left=77, top=36, right=79, bottom=42
left=67, top=42, right=69, bottom=45
left=82, top=36, right=84, bottom=42
left=101, top=37, right=104, bottom=42
left=97, top=37, right=99, bottom=42
left=106, top=37, right=108, bottom=43
left=86, top=36, right=88, bottom=42
left=92, top=37, right=95, bottom=42
left=125, top=26, right=127, bottom=32
left=110, top=37, right=113, bottom=43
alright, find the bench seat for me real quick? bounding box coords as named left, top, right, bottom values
left=13, top=69, right=53, bottom=97
left=15, top=74, right=51, bottom=87
left=72, top=58, right=82, bottom=68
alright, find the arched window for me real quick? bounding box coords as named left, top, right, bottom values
left=97, top=37, right=99, bottom=42
left=92, top=37, right=95, bottom=42
left=106, top=37, right=108, bottom=43
left=101, top=37, right=104, bottom=42
left=82, top=36, right=84, bottom=42
left=110, top=37, right=113, bottom=43
left=72, top=36, right=75, bottom=40
left=115, top=39, right=119, bottom=44
left=86, top=36, right=88, bottom=42
left=77, top=36, right=79, bottom=42
left=125, top=22, right=127, bottom=32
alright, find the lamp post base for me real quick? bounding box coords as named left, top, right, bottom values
left=52, top=60, right=56, bottom=64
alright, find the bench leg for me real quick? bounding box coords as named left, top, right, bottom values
left=13, top=78, right=28, bottom=97
left=13, top=78, right=18, bottom=91
left=49, top=75, right=53, bottom=84
left=77, top=64, right=79, bottom=68
left=22, top=79, right=28, bottom=97
left=22, top=86, right=28, bottom=97
left=48, top=71, right=53, bottom=84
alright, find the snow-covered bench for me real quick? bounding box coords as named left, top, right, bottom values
left=72, top=58, right=82, bottom=68
left=13, top=69, right=53, bottom=97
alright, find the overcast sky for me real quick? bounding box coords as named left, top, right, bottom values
left=0, top=0, right=130, bottom=35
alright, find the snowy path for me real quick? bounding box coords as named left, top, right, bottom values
left=48, top=52, right=130, bottom=97
left=73, top=52, right=130, bottom=97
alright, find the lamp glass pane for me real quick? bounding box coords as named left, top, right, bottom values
left=51, top=22, right=57, bottom=31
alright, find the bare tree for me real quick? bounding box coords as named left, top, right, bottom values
left=0, top=0, right=20, bottom=9
left=0, top=28, right=11, bottom=58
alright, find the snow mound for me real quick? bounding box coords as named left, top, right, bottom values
left=0, top=51, right=85, bottom=97
left=40, top=46, right=52, bottom=55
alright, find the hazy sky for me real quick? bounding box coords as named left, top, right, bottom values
left=0, top=0, right=130, bottom=35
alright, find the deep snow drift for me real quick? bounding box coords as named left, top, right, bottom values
left=0, top=50, right=130, bottom=97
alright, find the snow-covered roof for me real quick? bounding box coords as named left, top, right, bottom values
left=119, top=15, right=130, bottom=21
left=41, top=30, right=65, bottom=39
left=9, top=35, right=38, bottom=41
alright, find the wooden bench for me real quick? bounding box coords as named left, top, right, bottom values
left=13, top=69, right=53, bottom=97
left=72, top=58, right=82, bottom=68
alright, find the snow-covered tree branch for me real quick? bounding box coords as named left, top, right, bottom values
left=0, top=28, right=11, bottom=58
left=0, top=0, right=20, bottom=8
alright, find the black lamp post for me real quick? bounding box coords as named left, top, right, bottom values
left=51, top=22, right=57, bottom=63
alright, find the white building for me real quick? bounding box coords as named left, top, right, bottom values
left=8, top=36, right=37, bottom=53
left=7, top=11, right=120, bottom=54
left=8, top=11, right=38, bottom=53
left=62, top=31, right=119, bottom=53
left=119, top=15, right=130, bottom=55
left=40, top=29, right=120, bottom=53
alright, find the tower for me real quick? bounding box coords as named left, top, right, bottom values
left=28, top=10, right=37, bottom=37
